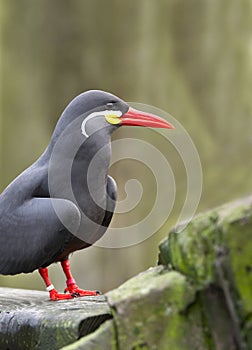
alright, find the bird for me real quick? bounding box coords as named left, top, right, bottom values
left=0, top=90, right=174, bottom=300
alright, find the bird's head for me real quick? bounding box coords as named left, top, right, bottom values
left=57, top=90, right=174, bottom=139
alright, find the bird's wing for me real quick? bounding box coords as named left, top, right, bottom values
left=0, top=197, right=81, bottom=275
left=96, top=175, right=117, bottom=237
left=103, top=175, right=117, bottom=226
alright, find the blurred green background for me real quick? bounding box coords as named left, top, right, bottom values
left=0, top=0, right=252, bottom=293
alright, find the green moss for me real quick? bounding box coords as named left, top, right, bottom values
left=107, top=266, right=195, bottom=310
left=158, top=237, right=170, bottom=266
left=166, top=211, right=222, bottom=286
left=158, top=196, right=252, bottom=349
left=107, top=266, right=210, bottom=350
left=220, top=201, right=252, bottom=318
left=243, top=315, right=252, bottom=349
left=160, top=300, right=213, bottom=350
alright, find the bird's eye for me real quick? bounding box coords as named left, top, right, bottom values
left=106, top=102, right=114, bottom=109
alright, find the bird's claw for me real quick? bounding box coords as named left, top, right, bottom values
left=71, top=292, right=79, bottom=298
left=49, top=288, right=75, bottom=301
left=64, top=283, right=102, bottom=297
left=49, top=285, right=102, bottom=300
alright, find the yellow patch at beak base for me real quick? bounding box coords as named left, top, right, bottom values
left=105, top=114, right=121, bottom=125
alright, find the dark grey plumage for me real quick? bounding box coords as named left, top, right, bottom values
left=0, top=90, right=127, bottom=275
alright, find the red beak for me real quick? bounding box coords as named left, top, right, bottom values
left=121, top=107, right=174, bottom=129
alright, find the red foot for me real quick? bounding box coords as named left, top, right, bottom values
left=49, top=288, right=75, bottom=301
left=64, top=283, right=102, bottom=297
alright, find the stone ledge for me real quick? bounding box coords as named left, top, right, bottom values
left=0, top=288, right=111, bottom=350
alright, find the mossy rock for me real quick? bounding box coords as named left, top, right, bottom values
left=159, top=196, right=252, bottom=349
left=106, top=266, right=211, bottom=350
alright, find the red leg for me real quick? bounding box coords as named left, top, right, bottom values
left=38, top=267, right=74, bottom=301
left=61, top=259, right=101, bottom=297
